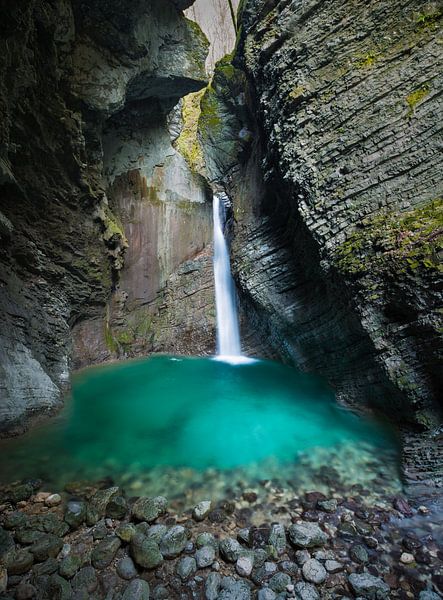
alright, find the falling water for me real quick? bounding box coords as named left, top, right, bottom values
left=213, top=194, right=242, bottom=358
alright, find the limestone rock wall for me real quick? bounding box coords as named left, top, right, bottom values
left=0, top=0, right=211, bottom=434
left=203, top=0, right=443, bottom=486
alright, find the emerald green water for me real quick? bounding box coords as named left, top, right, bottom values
left=0, top=356, right=400, bottom=499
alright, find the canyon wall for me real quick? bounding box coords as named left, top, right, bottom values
left=200, top=0, right=443, bottom=487
left=0, top=0, right=214, bottom=434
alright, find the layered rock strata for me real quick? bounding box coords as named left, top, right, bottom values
left=200, top=0, right=443, bottom=486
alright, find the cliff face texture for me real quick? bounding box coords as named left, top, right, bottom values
left=201, top=0, right=443, bottom=487
left=0, top=0, right=214, bottom=434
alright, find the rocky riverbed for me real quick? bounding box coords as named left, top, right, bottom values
left=0, top=474, right=442, bottom=600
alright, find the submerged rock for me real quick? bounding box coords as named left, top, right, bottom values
left=131, top=533, right=163, bottom=569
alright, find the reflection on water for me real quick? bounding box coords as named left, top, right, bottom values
left=0, top=356, right=400, bottom=500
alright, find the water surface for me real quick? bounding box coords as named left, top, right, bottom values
left=0, top=356, right=400, bottom=499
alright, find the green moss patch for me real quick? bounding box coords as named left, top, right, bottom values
left=406, top=84, right=430, bottom=117
left=334, top=198, right=443, bottom=277
left=175, top=90, right=206, bottom=173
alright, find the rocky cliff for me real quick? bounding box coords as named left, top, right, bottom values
left=200, top=0, right=443, bottom=487
left=0, top=0, right=214, bottom=434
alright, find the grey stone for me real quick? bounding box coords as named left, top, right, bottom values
left=193, top=500, right=212, bottom=521
left=220, top=537, right=242, bottom=562
left=348, top=573, right=390, bottom=599
left=159, top=525, right=187, bottom=558
left=218, top=578, right=251, bottom=600
left=91, top=535, right=121, bottom=569
left=122, top=578, right=150, bottom=600
left=5, top=549, right=34, bottom=574
left=146, top=524, right=168, bottom=543
left=86, top=488, right=120, bottom=526
left=419, top=592, right=442, bottom=600
left=196, top=545, right=216, bottom=568
left=47, top=574, right=72, bottom=600
left=59, top=554, right=81, bottom=579
left=196, top=532, right=218, bottom=549
left=269, top=572, right=291, bottom=592
left=106, top=495, right=128, bottom=519
left=72, top=566, right=99, bottom=593
left=117, top=556, right=138, bottom=580
left=294, top=581, right=320, bottom=600
left=325, top=560, right=344, bottom=573
left=236, top=555, right=254, bottom=577
left=65, top=500, right=86, bottom=530
left=288, top=523, right=328, bottom=548
left=153, top=584, right=169, bottom=600
left=317, top=499, right=337, bottom=512
left=32, top=557, right=59, bottom=576
left=116, top=523, right=136, bottom=542
left=269, top=524, right=286, bottom=555
left=258, top=589, right=276, bottom=600
left=302, top=559, right=327, bottom=584
left=251, top=561, right=277, bottom=585
left=28, top=534, right=63, bottom=562
left=15, top=583, right=36, bottom=600
left=132, top=496, right=168, bottom=523
left=350, top=544, right=369, bottom=564
left=0, top=527, right=14, bottom=559
left=131, top=533, right=163, bottom=569
left=176, top=556, right=197, bottom=580
left=205, top=572, right=221, bottom=600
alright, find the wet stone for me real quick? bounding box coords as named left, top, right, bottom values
left=159, top=525, right=188, bottom=558
left=0, top=565, right=7, bottom=594
left=0, top=527, right=14, bottom=559
left=419, top=592, right=442, bottom=600
left=196, top=545, right=216, bottom=568
left=91, top=535, right=121, bottom=569
left=302, top=558, right=327, bottom=584
left=295, top=550, right=311, bottom=565
left=249, top=526, right=271, bottom=549
left=153, top=584, right=169, bottom=599
left=92, top=522, right=107, bottom=540
left=132, top=496, right=168, bottom=523
left=176, top=556, right=197, bottom=580
left=117, top=556, right=138, bottom=580
left=280, top=560, right=299, bottom=575
left=122, top=578, right=150, bottom=600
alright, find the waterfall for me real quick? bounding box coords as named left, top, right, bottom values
left=213, top=194, right=242, bottom=358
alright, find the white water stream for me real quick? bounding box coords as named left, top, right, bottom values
left=213, top=194, right=244, bottom=361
